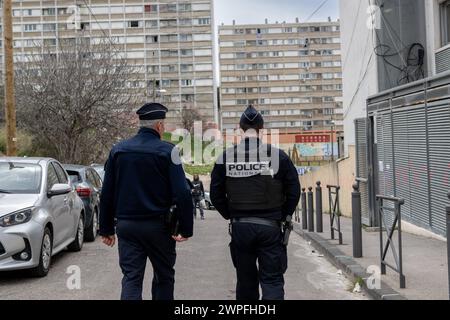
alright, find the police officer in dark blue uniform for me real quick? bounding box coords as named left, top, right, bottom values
left=99, top=102, right=194, bottom=300
left=210, top=106, right=301, bottom=300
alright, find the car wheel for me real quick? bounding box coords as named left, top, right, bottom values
left=68, top=214, right=84, bottom=252
left=84, top=209, right=98, bottom=242
left=30, top=227, right=52, bottom=277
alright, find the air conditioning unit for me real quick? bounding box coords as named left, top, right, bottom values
left=436, top=46, right=450, bottom=74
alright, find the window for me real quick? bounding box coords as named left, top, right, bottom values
left=197, top=18, right=210, bottom=25
left=181, top=64, right=193, bottom=72
left=43, top=24, right=56, bottom=32
left=53, top=163, right=68, bottom=184
left=159, top=4, right=177, bottom=13
left=441, top=0, right=450, bottom=46
left=47, top=164, right=60, bottom=191
left=146, top=35, right=159, bottom=43
left=181, top=49, right=193, bottom=56
left=179, top=34, right=192, bottom=41
left=160, top=34, right=178, bottom=42
left=44, top=39, right=57, bottom=46
left=179, top=4, right=192, bottom=11
left=58, top=8, right=68, bottom=15
left=146, top=20, right=158, bottom=28
left=128, top=21, right=141, bottom=28
left=144, top=5, right=158, bottom=13
left=24, top=24, right=38, bottom=32
left=179, top=19, right=192, bottom=26
left=42, top=8, right=56, bottom=16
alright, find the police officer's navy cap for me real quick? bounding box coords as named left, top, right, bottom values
left=240, top=105, right=264, bottom=128
left=136, top=103, right=168, bottom=120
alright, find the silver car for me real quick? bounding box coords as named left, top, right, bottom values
left=0, top=158, right=85, bottom=277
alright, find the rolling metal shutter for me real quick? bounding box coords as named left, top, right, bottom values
left=376, top=113, right=395, bottom=226
left=406, top=106, right=430, bottom=228
left=392, top=110, right=411, bottom=221
left=355, top=118, right=370, bottom=225
left=436, top=47, right=450, bottom=74
left=427, top=99, right=450, bottom=235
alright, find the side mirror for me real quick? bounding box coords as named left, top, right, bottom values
left=48, top=184, right=72, bottom=197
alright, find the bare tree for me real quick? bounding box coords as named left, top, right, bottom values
left=14, top=35, right=141, bottom=164
left=181, top=106, right=203, bottom=133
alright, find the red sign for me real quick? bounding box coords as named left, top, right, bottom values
left=295, top=134, right=331, bottom=143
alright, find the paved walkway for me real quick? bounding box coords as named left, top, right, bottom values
left=294, top=213, right=448, bottom=300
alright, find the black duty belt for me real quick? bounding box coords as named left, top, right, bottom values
left=232, top=217, right=280, bottom=229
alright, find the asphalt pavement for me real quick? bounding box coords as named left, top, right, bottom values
left=0, top=210, right=367, bottom=300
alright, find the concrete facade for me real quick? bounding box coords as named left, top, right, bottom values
left=218, top=21, right=343, bottom=136
left=0, top=0, right=218, bottom=129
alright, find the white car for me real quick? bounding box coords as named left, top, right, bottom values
left=0, top=158, right=85, bottom=277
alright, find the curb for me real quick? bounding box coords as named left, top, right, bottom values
left=293, top=223, right=407, bottom=300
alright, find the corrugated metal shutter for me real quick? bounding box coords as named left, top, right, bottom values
left=376, top=113, right=395, bottom=226
left=427, top=99, right=450, bottom=235
left=392, top=110, right=411, bottom=220
left=355, top=118, right=370, bottom=225
left=406, top=106, right=430, bottom=228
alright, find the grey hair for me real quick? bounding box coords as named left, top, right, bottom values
left=139, top=119, right=162, bottom=129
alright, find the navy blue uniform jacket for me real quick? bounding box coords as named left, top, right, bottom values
left=99, top=128, right=194, bottom=237
left=210, top=138, right=301, bottom=221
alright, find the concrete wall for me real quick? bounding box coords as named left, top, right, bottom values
left=339, top=0, right=378, bottom=154
left=299, top=145, right=356, bottom=217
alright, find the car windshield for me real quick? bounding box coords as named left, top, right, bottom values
left=66, top=170, right=82, bottom=184
left=0, top=162, right=42, bottom=194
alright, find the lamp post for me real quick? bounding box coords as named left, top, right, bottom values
left=330, top=119, right=336, bottom=161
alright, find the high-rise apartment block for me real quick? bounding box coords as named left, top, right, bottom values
left=219, top=21, right=343, bottom=134
left=0, top=0, right=217, bottom=128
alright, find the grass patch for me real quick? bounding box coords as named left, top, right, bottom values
left=184, top=164, right=214, bottom=176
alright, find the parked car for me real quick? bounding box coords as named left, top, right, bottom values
left=0, top=158, right=84, bottom=277
left=63, top=165, right=102, bottom=242
left=204, top=191, right=215, bottom=210
left=90, top=164, right=105, bottom=181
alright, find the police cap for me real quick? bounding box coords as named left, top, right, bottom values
left=240, top=105, right=264, bottom=129
left=136, top=103, right=168, bottom=120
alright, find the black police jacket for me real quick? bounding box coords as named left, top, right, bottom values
left=99, top=128, right=194, bottom=237
left=210, top=137, right=301, bottom=221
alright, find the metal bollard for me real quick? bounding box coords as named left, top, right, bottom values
left=308, top=187, right=314, bottom=232
left=447, top=192, right=450, bottom=300
left=301, top=188, right=307, bottom=230
left=315, top=182, right=323, bottom=233
left=352, top=183, right=363, bottom=258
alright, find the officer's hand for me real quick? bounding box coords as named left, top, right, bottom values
left=172, top=234, right=189, bottom=242
left=102, top=235, right=116, bottom=247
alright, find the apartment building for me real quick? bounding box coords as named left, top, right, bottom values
left=0, top=0, right=218, bottom=129
left=218, top=21, right=343, bottom=136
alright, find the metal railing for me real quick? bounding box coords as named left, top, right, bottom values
left=327, top=185, right=342, bottom=244
left=301, top=188, right=307, bottom=230
left=352, top=182, right=363, bottom=258
left=315, top=182, right=323, bottom=233
left=376, top=195, right=406, bottom=289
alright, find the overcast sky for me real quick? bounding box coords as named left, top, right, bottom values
left=214, top=0, right=340, bottom=26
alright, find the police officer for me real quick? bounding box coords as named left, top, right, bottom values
left=99, top=102, right=194, bottom=300
left=210, top=105, right=301, bottom=300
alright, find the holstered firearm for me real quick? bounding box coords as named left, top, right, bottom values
left=165, top=205, right=180, bottom=236
left=282, top=215, right=293, bottom=246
